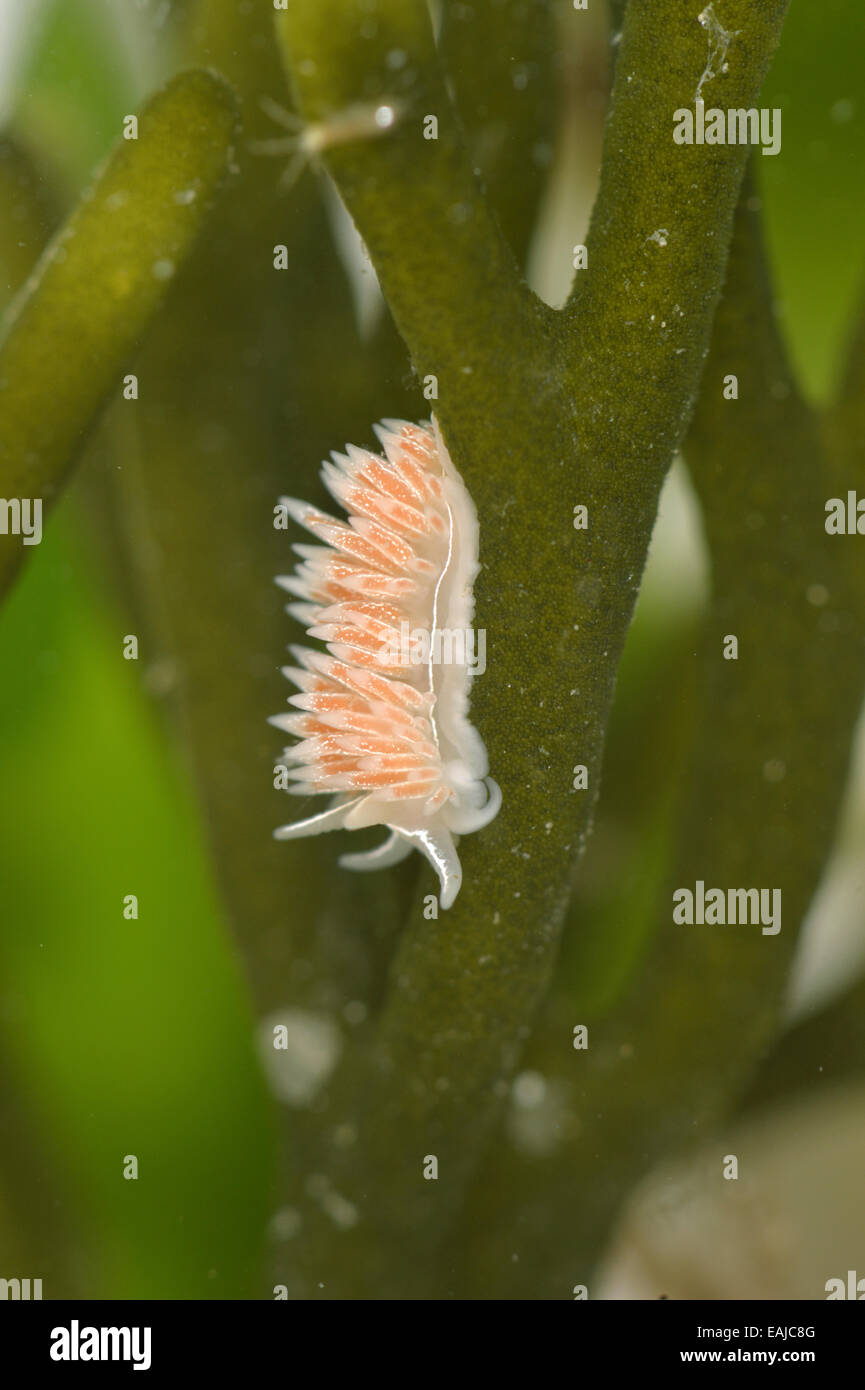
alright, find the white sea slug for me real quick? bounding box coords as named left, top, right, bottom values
left=271, top=417, right=501, bottom=909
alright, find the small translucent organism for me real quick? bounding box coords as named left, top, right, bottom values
left=251, top=95, right=405, bottom=188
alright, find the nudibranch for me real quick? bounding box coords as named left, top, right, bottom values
left=270, top=417, right=500, bottom=909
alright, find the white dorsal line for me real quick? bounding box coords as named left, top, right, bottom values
left=271, top=417, right=501, bottom=909
left=427, top=495, right=455, bottom=751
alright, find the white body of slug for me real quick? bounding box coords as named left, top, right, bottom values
left=271, top=417, right=500, bottom=909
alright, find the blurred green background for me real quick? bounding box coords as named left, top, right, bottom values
left=0, top=0, right=863, bottom=1298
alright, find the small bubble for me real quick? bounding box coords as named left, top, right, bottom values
left=152, top=258, right=175, bottom=280
left=321, top=1189, right=358, bottom=1230
left=763, top=759, right=786, bottom=783
left=806, top=583, right=829, bottom=607
left=143, top=657, right=177, bottom=696
left=269, top=1206, right=302, bottom=1240
left=258, top=1010, right=341, bottom=1106
left=831, top=98, right=854, bottom=124
left=512, top=1071, right=546, bottom=1108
